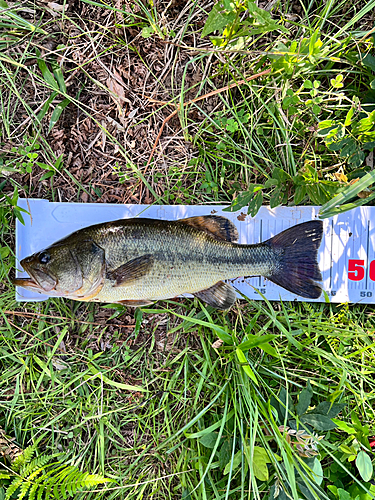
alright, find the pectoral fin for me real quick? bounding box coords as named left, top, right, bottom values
left=194, top=281, right=237, bottom=310
left=107, top=254, right=154, bottom=287
left=179, top=216, right=239, bottom=242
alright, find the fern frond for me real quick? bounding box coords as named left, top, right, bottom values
left=16, top=480, right=31, bottom=500
left=11, top=444, right=37, bottom=473
left=5, top=450, right=112, bottom=500
left=83, top=473, right=112, bottom=487
left=4, top=476, right=23, bottom=500
left=20, top=454, right=52, bottom=477
left=25, top=468, right=47, bottom=500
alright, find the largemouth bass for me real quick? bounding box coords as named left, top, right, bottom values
left=13, top=216, right=323, bottom=309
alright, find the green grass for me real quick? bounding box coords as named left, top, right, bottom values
left=1, top=0, right=375, bottom=499
left=2, top=300, right=375, bottom=498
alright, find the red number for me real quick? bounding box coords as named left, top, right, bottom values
left=348, top=259, right=365, bottom=281
left=370, top=260, right=375, bottom=281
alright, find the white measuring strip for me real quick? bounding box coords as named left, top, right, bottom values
left=15, top=199, right=374, bottom=304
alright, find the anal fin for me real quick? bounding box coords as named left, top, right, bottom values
left=117, top=299, right=155, bottom=306
left=193, top=281, right=236, bottom=310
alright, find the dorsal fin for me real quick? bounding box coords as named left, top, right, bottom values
left=178, top=216, right=239, bottom=242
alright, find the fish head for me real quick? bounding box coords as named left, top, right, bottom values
left=14, top=239, right=106, bottom=299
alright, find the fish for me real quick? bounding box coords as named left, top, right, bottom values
left=13, top=215, right=323, bottom=309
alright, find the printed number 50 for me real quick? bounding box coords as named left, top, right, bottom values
left=348, top=259, right=375, bottom=281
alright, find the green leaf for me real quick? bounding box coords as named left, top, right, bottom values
left=272, top=388, right=295, bottom=422
left=344, top=107, right=355, bottom=126
left=219, top=440, right=232, bottom=470
left=52, top=63, right=67, bottom=93
left=352, top=412, right=369, bottom=434
left=340, top=444, right=357, bottom=455
left=36, top=91, right=58, bottom=124
left=236, top=348, right=258, bottom=385
left=238, top=334, right=277, bottom=351
left=311, top=402, right=345, bottom=418
left=308, top=29, right=320, bottom=56
left=296, top=381, right=313, bottom=416
left=300, top=414, right=336, bottom=431
left=247, top=190, right=263, bottom=216
left=319, top=170, right=375, bottom=218
left=348, top=150, right=366, bottom=168
left=362, top=53, right=375, bottom=72
left=337, top=489, right=351, bottom=500
left=223, top=185, right=263, bottom=212
left=320, top=190, right=375, bottom=218
left=338, top=138, right=357, bottom=157
left=199, top=432, right=218, bottom=449
left=312, top=458, right=323, bottom=485
left=252, top=446, right=271, bottom=481
left=0, top=246, right=10, bottom=258
left=226, top=118, right=239, bottom=133
left=356, top=451, right=373, bottom=482
left=36, top=55, right=59, bottom=90
left=352, top=115, right=375, bottom=134
left=13, top=207, right=25, bottom=225
left=270, top=187, right=285, bottom=209
left=40, top=172, right=54, bottom=181
left=294, top=185, right=307, bottom=205
left=247, top=2, right=288, bottom=33
left=87, top=364, right=145, bottom=392
left=141, top=26, right=155, bottom=38
left=223, top=449, right=242, bottom=475
left=312, top=104, right=321, bottom=114
left=202, top=3, right=236, bottom=37
left=48, top=98, right=71, bottom=133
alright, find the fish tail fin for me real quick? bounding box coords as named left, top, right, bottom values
left=265, top=220, right=323, bottom=299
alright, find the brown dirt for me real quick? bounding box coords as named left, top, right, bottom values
left=1, top=0, right=223, bottom=205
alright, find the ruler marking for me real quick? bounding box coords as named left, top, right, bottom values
left=329, top=219, right=334, bottom=290
left=365, top=220, right=370, bottom=290
left=259, top=219, right=263, bottom=287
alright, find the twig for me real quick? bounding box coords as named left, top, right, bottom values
left=2, top=310, right=136, bottom=329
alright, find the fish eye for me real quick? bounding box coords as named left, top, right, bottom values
left=38, top=252, right=51, bottom=264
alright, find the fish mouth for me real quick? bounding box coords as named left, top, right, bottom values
left=12, top=276, right=45, bottom=291
left=13, top=260, right=57, bottom=293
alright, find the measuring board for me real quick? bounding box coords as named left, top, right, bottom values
left=14, top=198, right=375, bottom=304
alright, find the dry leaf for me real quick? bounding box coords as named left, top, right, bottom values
left=349, top=177, right=359, bottom=185
left=334, top=172, right=348, bottom=183
left=107, top=70, right=130, bottom=116
left=237, top=212, right=246, bottom=221
left=212, top=339, right=223, bottom=349
left=358, top=188, right=372, bottom=199
left=47, top=2, right=66, bottom=12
